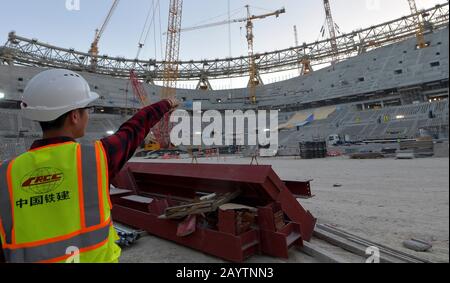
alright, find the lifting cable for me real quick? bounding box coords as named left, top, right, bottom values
left=135, top=0, right=160, bottom=60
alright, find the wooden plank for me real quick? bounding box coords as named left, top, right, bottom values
left=318, top=224, right=431, bottom=263
left=313, top=228, right=402, bottom=263
left=110, top=188, right=133, bottom=196
left=299, top=241, right=346, bottom=263
left=121, top=195, right=153, bottom=204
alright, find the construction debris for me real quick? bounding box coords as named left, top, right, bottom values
left=399, top=139, right=434, bottom=158
left=315, top=224, right=433, bottom=263
left=381, top=147, right=398, bottom=156
left=219, top=203, right=258, bottom=212
left=300, top=241, right=347, bottom=263
left=176, top=215, right=197, bottom=237
left=350, top=152, right=384, bottom=159
left=159, top=190, right=241, bottom=220
left=396, top=150, right=415, bottom=159
left=219, top=203, right=258, bottom=236
left=403, top=239, right=433, bottom=252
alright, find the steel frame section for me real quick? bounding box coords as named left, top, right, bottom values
left=1, top=3, right=448, bottom=82
left=110, top=162, right=316, bottom=262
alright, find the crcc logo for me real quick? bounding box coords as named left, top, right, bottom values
left=20, top=168, right=64, bottom=195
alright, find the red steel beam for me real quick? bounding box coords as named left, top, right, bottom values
left=111, top=162, right=316, bottom=261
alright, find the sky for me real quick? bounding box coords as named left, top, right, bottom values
left=0, top=0, right=445, bottom=88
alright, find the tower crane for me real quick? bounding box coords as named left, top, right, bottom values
left=407, top=0, right=428, bottom=49
left=88, top=0, right=120, bottom=68
left=177, top=6, right=285, bottom=103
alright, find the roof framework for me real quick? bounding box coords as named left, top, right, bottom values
left=0, top=3, right=448, bottom=83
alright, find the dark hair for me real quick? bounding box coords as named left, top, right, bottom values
left=39, top=111, right=72, bottom=132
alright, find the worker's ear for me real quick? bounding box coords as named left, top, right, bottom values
left=66, top=109, right=83, bottom=126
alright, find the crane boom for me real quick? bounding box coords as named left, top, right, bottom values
left=323, top=0, right=338, bottom=65
left=248, top=8, right=285, bottom=21
left=96, top=0, right=120, bottom=42
left=178, top=8, right=285, bottom=33
left=178, top=18, right=245, bottom=33
left=89, top=0, right=120, bottom=67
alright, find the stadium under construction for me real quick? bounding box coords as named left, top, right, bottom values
left=0, top=1, right=448, bottom=263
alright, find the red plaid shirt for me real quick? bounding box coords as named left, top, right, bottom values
left=27, top=100, right=171, bottom=181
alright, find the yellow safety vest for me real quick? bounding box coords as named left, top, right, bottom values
left=0, top=141, right=121, bottom=263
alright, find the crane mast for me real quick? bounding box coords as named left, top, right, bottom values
left=294, top=25, right=301, bottom=75
left=176, top=6, right=285, bottom=102
left=245, top=6, right=285, bottom=104
left=156, top=0, right=183, bottom=148
left=407, top=0, right=428, bottom=49
left=294, top=25, right=313, bottom=76
left=246, top=5, right=258, bottom=105
left=162, top=0, right=183, bottom=98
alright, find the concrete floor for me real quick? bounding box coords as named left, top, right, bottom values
left=119, top=156, right=449, bottom=263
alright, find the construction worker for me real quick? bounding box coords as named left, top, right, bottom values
left=0, top=69, right=179, bottom=263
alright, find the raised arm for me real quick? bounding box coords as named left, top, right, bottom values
left=100, top=99, right=179, bottom=179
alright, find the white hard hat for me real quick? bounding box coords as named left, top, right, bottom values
left=21, top=69, right=99, bottom=122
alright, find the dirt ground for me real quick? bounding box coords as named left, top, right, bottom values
left=120, top=156, right=449, bottom=263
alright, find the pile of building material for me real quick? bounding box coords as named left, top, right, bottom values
left=349, top=152, right=384, bottom=159
left=299, top=141, right=327, bottom=159
left=158, top=191, right=241, bottom=220
left=433, top=141, right=449, bottom=157
left=314, top=224, right=433, bottom=263
left=398, top=138, right=434, bottom=158
left=381, top=147, right=398, bottom=157
left=396, top=150, right=415, bottom=159
left=110, top=162, right=316, bottom=262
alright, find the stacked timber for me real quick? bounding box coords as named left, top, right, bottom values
left=399, top=138, right=434, bottom=158
left=350, top=152, right=384, bottom=159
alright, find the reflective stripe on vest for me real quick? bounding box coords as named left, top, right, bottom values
left=0, top=142, right=111, bottom=263
left=0, top=159, right=13, bottom=245
left=80, top=144, right=103, bottom=228
left=3, top=221, right=111, bottom=263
